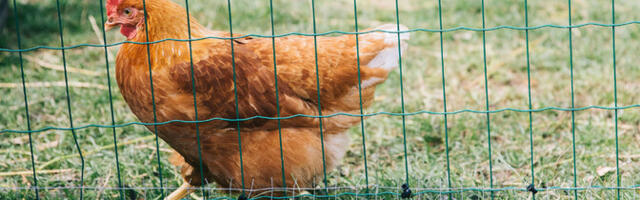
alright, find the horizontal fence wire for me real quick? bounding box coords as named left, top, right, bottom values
left=1, top=21, right=640, bottom=52
left=1, top=105, right=638, bottom=134
left=1, top=185, right=639, bottom=193
left=2, top=185, right=640, bottom=192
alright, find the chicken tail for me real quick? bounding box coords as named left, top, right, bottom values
left=360, top=24, right=410, bottom=71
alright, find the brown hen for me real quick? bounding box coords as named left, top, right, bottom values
left=104, top=0, right=409, bottom=199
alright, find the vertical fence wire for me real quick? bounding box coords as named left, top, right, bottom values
left=185, top=0, right=207, bottom=199
left=97, top=0, right=124, bottom=199
left=225, top=0, right=248, bottom=197
left=566, top=0, right=579, bottom=199
left=480, top=0, right=494, bottom=199
left=523, top=0, right=537, bottom=199
left=309, top=0, right=330, bottom=192
left=139, top=0, right=166, bottom=197
left=394, top=0, right=411, bottom=192
left=182, top=0, right=209, bottom=198
left=610, top=0, right=621, bottom=199
left=11, top=0, right=39, bottom=199
left=267, top=0, right=289, bottom=195
left=54, top=0, right=85, bottom=198
left=351, top=0, right=370, bottom=192
left=436, top=0, right=452, bottom=199
left=265, top=0, right=289, bottom=195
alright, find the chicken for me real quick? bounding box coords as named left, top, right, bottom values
left=104, top=0, right=409, bottom=199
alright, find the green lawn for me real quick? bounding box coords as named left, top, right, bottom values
left=1, top=0, right=639, bottom=199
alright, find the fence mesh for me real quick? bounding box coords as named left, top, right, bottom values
left=1, top=0, right=640, bottom=199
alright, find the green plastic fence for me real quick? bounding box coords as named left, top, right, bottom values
left=3, top=0, right=640, bottom=199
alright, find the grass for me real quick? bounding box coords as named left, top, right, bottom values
left=1, top=0, right=640, bottom=199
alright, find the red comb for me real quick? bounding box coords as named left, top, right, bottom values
left=106, top=0, right=120, bottom=16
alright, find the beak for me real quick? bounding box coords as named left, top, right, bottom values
left=104, top=16, right=118, bottom=31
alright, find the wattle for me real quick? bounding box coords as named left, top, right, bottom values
left=120, top=25, right=137, bottom=40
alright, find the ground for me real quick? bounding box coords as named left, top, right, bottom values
left=0, top=0, right=639, bottom=199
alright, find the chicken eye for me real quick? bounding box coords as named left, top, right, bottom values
left=123, top=8, right=132, bottom=16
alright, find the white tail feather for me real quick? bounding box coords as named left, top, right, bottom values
left=365, top=24, right=410, bottom=71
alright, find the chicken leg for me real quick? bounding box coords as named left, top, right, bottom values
left=166, top=182, right=196, bottom=200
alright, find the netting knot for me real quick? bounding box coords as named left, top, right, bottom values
left=526, top=184, right=538, bottom=195
left=237, top=194, right=248, bottom=200
left=401, top=183, right=412, bottom=198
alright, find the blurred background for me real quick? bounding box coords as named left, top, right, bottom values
left=1, top=0, right=639, bottom=199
